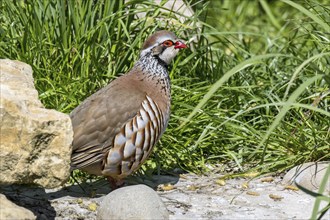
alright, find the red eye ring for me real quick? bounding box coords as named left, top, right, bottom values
left=162, top=40, right=174, bottom=47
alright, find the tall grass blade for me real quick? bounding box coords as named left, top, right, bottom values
left=281, top=0, right=330, bottom=31
left=257, top=75, right=323, bottom=155
left=311, top=165, right=330, bottom=220
left=284, top=52, right=330, bottom=100
left=179, top=54, right=289, bottom=128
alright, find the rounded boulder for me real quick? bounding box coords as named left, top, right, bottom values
left=97, top=184, right=169, bottom=220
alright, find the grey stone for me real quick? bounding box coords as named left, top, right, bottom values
left=0, top=59, right=73, bottom=188
left=282, top=162, right=330, bottom=193
left=97, top=184, right=169, bottom=220
left=0, top=194, right=36, bottom=220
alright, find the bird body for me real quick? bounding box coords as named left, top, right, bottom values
left=70, top=31, right=186, bottom=185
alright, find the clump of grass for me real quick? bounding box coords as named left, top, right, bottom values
left=1, top=0, right=328, bottom=180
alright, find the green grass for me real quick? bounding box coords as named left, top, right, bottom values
left=1, top=0, right=329, bottom=177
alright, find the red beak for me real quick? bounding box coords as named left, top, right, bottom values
left=174, top=41, right=187, bottom=49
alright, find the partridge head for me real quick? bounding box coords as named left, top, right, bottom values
left=70, top=30, right=186, bottom=188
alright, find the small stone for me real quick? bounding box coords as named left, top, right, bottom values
left=215, top=179, right=226, bottom=186
left=0, top=194, right=36, bottom=220
left=97, top=184, right=169, bottom=220
left=269, top=194, right=283, bottom=201
left=284, top=185, right=299, bottom=191
left=186, top=184, right=198, bottom=191
left=260, top=177, right=274, bottom=183
left=158, top=183, right=175, bottom=191
left=77, top=198, right=83, bottom=204
left=246, top=191, right=260, bottom=196
left=88, top=202, right=97, bottom=212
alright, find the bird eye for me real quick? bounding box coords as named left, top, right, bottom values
left=162, top=40, right=174, bottom=47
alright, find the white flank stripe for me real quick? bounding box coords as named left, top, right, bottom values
left=114, top=132, right=126, bottom=147
left=137, top=115, right=146, bottom=128
left=125, top=121, right=134, bottom=138
left=140, top=108, right=149, bottom=122
left=123, top=140, right=136, bottom=159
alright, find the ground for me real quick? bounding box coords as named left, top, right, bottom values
left=1, top=173, right=328, bottom=219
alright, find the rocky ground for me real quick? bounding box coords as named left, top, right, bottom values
left=1, top=172, right=329, bottom=220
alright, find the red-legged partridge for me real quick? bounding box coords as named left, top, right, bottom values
left=70, top=30, right=187, bottom=188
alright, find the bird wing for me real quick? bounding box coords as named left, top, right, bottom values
left=70, top=74, right=147, bottom=170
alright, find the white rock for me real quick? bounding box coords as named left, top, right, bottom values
left=97, top=184, right=169, bottom=220
left=0, top=194, right=36, bottom=220
left=282, top=162, right=329, bottom=193
left=0, top=59, right=73, bottom=188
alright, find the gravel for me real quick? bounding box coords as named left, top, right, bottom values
left=1, top=173, right=328, bottom=219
